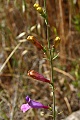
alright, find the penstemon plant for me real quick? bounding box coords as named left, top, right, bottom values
left=21, top=1, right=60, bottom=120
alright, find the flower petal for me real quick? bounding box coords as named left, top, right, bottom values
left=26, top=96, right=31, bottom=103
left=29, top=100, right=48, bottom=108
left=21, top=103, right=31, bottom=113
left=26, top=96, right=49, bottom=109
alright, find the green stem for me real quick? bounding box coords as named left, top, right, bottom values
left=44, top=0, right=56, bottom=119
left=44, top=0, right=50, bottom=49
left=50, top=49, right=56, bottom=120
left=47, top=25, right=50, bottom=50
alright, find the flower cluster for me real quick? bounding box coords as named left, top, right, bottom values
left=21, top=36, right=60, bottom=113
left=21, top=2, right=60, bottom=117
left=21, top=35, right=51, bottom=112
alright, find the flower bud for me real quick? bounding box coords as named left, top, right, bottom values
left=36, top=7, right=44, bottom=14
left=27, top=36, right=43, bottom=50
left=28, top=70, right=50, bottom=84
left=34, top=3, right=39, bottom=9
left=34, top=3, right=46, bottom=18
left=54, top=36, right=61, bottom=48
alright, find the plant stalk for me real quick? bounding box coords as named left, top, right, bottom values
left=50, top=49, right=56, bottom=120
left=44, top=0, right=56, bottom=119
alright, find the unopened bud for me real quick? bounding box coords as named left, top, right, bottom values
left=27, top=36, right=43, bottom=50
left=36, top=7, right=44, bottom=14
left=34, top=3, right=46, bottom=18
left=28, top=70, right=50, bottom=83
left=54, top=37, right=61, bottom=48
left=34, top=3, right=39, bottom=9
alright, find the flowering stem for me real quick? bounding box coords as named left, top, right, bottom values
left=44, top=0, right=56, bottom=119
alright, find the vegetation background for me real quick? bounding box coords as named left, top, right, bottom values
left=0, top=0, right=80, bottom=120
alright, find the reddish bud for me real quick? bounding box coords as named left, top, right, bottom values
left=27, top=36, right=43, bottom=50
left=28, top=70, right=50, bottom=84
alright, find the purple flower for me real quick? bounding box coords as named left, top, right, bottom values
left=21, top=96, right=49, bottom=113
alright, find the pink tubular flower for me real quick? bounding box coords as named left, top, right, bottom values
left=27, top=36, right=43, bottom=50
left=28, top=70, right=50, bottom=84
left=21, top=96, right=49, bottom=113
